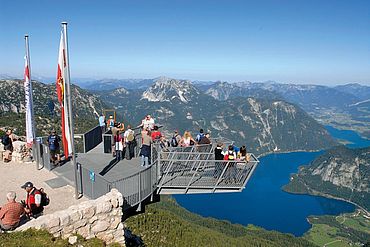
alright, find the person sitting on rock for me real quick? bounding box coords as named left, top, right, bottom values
left=0, top=191, right=25, bottom=231
left=21, top=182, right=44, bottom=218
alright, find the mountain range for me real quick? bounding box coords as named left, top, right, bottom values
left=71, top=76, right=369, bottom=138
left=0, top=79, right=107, bottom=135
left=284, top=145, right=370, bottom=212
left=95, top=76, right=337, bottom=155
left=0, top=77, right=338, bottom=156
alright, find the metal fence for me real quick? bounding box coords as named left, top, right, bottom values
left=110, top=163, right=157, bottom=211
left=83, top=125, right=102, bottom=153
left=157, top=146, right=259, bottom=193
left=34, top=139, right=52, bottom=170
left=77, top=162, right=112, bottom=199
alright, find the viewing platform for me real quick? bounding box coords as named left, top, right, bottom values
left=34, top=126, right=259, bottom=214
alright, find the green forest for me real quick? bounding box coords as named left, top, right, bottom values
left=125, top=196, right=315, bottom=247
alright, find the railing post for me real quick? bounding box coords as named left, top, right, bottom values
left=157, top=146, right=161, bottom=182
left=137, top=171, right=142, bottom=211
left=212, top=161, right=230, bottom=192
left=77, top=162, right=83, bottom=195
left=83, top=134, right=86, bottom=153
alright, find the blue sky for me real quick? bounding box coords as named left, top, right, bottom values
left=0, top=0, right=369, bottom=85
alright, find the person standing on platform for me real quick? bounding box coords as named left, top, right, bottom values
left=140, top=115, right=155, bottom=130
left=124, top=125, right=135, bottom=160
left=140, top=129, right=152, bottom=167
left=107, top=115, right=115, bottom=130
left=98, top=114, right=105, bottom=134
left=114, top=130, right=124, bottom=161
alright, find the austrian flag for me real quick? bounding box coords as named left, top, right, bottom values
left=56, top=31, right=72, bottom=157
left=24, top=54, right=34, bottom=146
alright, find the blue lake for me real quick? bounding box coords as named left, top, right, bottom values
left=174, top=127, right=369, bottom=236
left=325, top=125, right=370, bottom=148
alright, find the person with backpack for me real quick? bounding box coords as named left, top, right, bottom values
left=214, top=142, right=224, bottom=178
left=171, top=130, right=181, bottom=148
left=224, top=145, right=237, bottom=183
left=47, top=130, right=61, bottom=164
left=21, top=182, right=46, bottom=218
left=2, top=129, right=14, bottom=163
left=196, top=129, right=205, bottom=143
left=124, top=125, right=135, bottom=160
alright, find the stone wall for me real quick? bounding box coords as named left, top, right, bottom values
left=16, top=189, right=125, bottom=245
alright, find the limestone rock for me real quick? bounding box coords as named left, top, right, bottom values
left=91, top=220, right=110, bottom=233
left=68, top=235, right=78, bottom=245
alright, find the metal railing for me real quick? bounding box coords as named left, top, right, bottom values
left=110, top=163, right=158, bottom=211
left=83, top=125, right=102, bottom=153
left=157, top=147, right=259, bottom=193
left=34, top=139, right=52, bottom=170
left=77, top=162, right=112, bottom=199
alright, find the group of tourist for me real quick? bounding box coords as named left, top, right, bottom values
left=0, top=182, right=45, bottom=231
left=99, top=114, right=252, bottom=172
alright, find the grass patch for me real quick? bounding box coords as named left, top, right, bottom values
left=305, top=211, right=370, bottom=247
left=0, top=228, right=121, bottom=247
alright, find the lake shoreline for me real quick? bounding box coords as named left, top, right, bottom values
left=282, top=175, right=369, bottom=216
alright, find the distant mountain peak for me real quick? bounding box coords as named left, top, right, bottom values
left=111, top=87, right=129, bottom=96
left=141, top=77, right=199, bottom=103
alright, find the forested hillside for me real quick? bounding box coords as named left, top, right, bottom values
left=125, top=196, right=315, bottom=247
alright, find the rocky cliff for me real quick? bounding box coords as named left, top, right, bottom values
left=284, top=145, right=370, bottom=211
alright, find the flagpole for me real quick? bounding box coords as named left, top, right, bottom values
left=61, top=22, right=79, bottom=198
left=24, top=35, right=37, bottom=169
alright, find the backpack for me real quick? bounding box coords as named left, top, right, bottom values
left=227, top=151, right=235, bottom=160
left=48, top=135, right=60, bottom=150
left=171, top=135, right=178, bottom=147
left=39, top=188, right=50, bottom=207
left=126, top=131, right=135, bottom=142
left=1, top=135, right=10, bottom=146
left=196, top=133, right=204, bottom=142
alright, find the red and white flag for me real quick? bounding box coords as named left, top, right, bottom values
left=56, top=31, right=72, bottom=157
left=24, top=54, right=34, bottom=146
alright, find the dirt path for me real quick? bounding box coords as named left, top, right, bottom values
left=0, top=160, right=87, bottom=214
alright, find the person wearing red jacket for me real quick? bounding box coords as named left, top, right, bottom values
left=21, top=182, right=43, bottom=218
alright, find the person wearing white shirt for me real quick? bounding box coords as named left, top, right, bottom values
left=141, top=115, right=155, bottom=130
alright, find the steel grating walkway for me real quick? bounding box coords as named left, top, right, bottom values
left=45, top=136, right=259, bottom=211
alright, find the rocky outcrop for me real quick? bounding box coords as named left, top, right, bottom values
left=284, top=146, right=370, bottom=212
left=141, top=76, right=200, bottom=103
left=0, top=141, right=32, bottom=162
left=16, top=189, right=125, bottom=245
